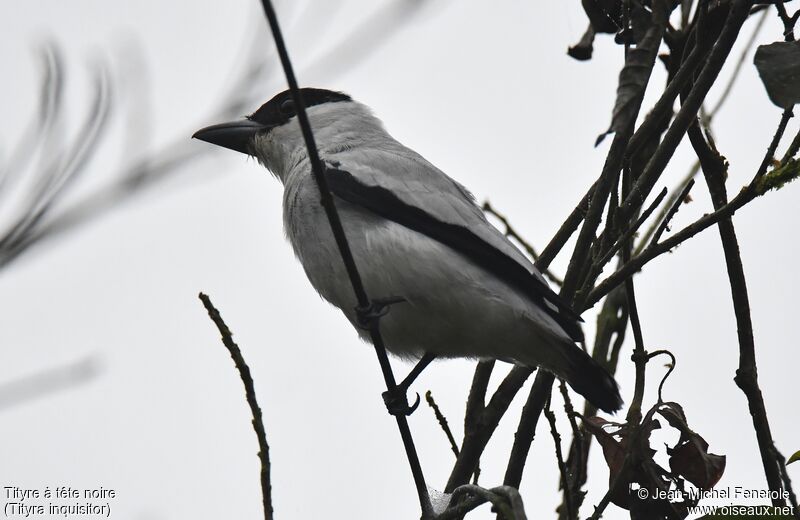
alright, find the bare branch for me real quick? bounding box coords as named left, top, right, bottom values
left=199, top=293, right=273, bottom=520
left=650, top=179, right=695, bottom=247
left=426, top=390, right=461, bottom=459
left=544, top=400, right=575, bottom=520
left=686, top=116, right=789, bottom=504
left=503, top=370, right=553, bottom=488
left=536, top=182, right=596, bottom=270
left=483, top=200, right=563, bottom=286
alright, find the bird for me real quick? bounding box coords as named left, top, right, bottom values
left=193, top=87, right=622, bottom=413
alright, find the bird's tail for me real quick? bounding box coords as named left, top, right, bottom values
left=544, top=342, right=623, bottom=413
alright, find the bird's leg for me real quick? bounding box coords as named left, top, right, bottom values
left=382, top=352, right=437, bottom=416
left=355, top=295, right=426, bottom=416
left=355, top=296, right=407, bottom=329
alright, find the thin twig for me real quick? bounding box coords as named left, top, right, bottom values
left=780, top=126, right=800, bottom=164
left=446, top=367, right=531, bottom=492
left=199, top=293, right=273, bottom=520
left=461, top=360, right=495, bottom=486
left=635, top=167, right=697, bottom=254
left=444, top=367, right=531, bottom=493
left=536, top=182, right=596, bottom=270
left=426, top=390, right=460, bottom=458
left=646, top=349, right=676, bottom=404
left=558, top=380, right=582, bottom=461
left=650, top=179, right=695, bottom=247
left=483, top=200, right=563, bottom=286
left=588, top=187, right=668, bottom=286
left=755, top=109, right=795, bottom=180
left=544, top=399, right=574, bottom=520
left=623, top=226, right=648, bottom=426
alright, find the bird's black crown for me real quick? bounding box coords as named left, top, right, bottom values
left=249, top=88, right=351, bottom=127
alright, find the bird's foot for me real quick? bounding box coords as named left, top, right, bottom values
left=382, top=386, right=421, bottom=416
left=355, top=296, right=407, bottom=329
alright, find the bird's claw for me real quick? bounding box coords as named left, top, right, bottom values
left=355, top=296, right=406, bottom=329
left=382, top=388, right=421, bottom=416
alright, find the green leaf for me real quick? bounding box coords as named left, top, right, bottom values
left=787, top=450, right=800, bottom=465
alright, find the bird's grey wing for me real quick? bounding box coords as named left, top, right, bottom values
left=323, top=152, right=584, bottom=342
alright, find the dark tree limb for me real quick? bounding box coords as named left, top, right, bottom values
left=446, top=367, right=531, bottom=492
left=536, top=182, right=596, bottom=271
left=503, top=370, right=554, bottom=488
left=686, top=118, right=789, bottom=506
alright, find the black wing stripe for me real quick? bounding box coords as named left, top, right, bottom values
left=326, top=167, right=584, bottom=342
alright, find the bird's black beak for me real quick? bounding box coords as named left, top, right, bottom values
left=192, top=119, right=272, bottom=155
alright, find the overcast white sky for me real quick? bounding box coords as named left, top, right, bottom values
left=1, top=1, right=798, bottom=519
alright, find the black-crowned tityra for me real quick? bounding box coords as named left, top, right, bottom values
left=194, top=88, right=622, bottom=413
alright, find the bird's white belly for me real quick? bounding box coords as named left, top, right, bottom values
left=282, top=173, right=568, bottom=365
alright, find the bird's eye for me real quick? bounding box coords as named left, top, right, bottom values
left=279, top=98, right=296, bottom=116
